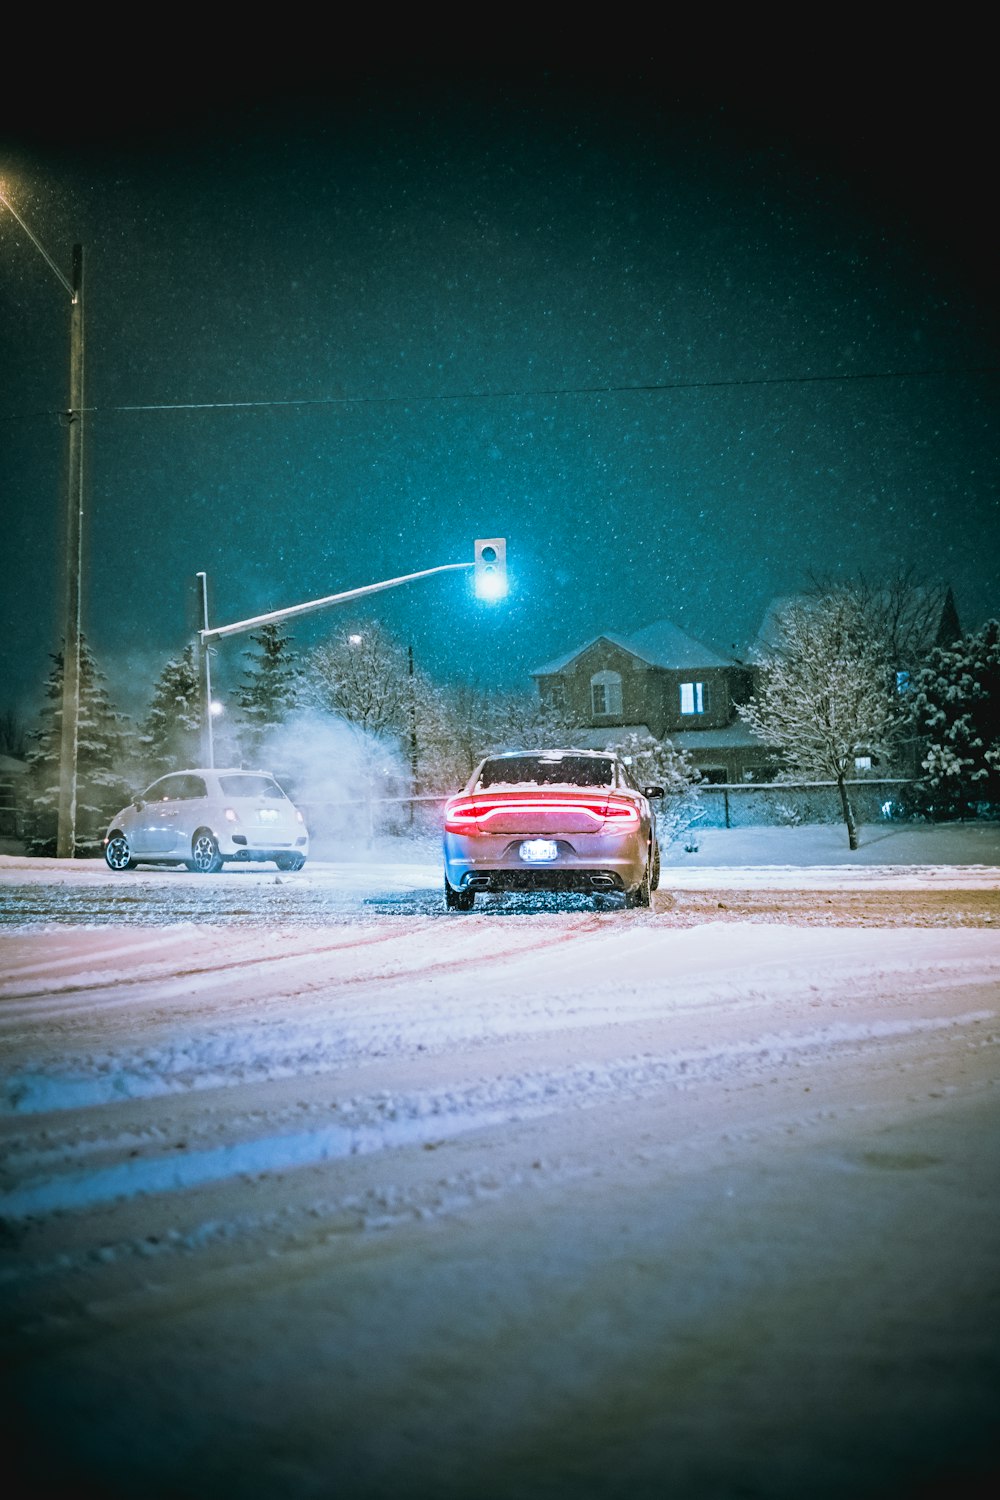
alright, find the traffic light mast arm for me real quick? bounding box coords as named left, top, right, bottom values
left=200, top=561, right=474, bottom=643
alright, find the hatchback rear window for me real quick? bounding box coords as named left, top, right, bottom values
left=476, top=755, right=615, bottom=789
left=218, top=775, right=287, bottom=799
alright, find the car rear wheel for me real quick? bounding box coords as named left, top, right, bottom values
left=104, top=832, right=135, bottom=871
left=650, top=840, right=661, bottom=891
left=625, top=860, right=651, bottom=909
left=188, top=830, right=223, bottom=874
left=276, top=854, right=306, bottom=871
left=444, top=876, right=475, bottom=911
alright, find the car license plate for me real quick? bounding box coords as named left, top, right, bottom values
left=520, top=839, right=558, bottom=862
left=258, top=808, right=279, bottom=823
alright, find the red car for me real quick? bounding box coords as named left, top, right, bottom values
left=442, top=749, right=662, bottom=910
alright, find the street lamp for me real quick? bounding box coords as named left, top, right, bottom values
left=1, top=186, right=85, bottom=858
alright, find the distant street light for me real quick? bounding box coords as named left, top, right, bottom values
left=1, top=186, right=85, bottom=858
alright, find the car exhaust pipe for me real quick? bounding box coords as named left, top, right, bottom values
left=589, top=874, right=616, bottom=889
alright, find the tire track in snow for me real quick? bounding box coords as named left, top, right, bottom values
left=0, top=913, right=606, bottom=1024
left=2, top=1008, right=995, bottom=1220
left=0, top=922, right=435, bottom=1008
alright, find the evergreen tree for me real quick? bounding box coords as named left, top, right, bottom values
left=236, top=622, right=300, bottom=763
left=0, top=707, right=27, bottom=759
left=139, top=645, right=202, bottom=777
left=910, top=620, right=1000, bottom=817
left=740, top=590, right=904, bottom=849
left=25, top=639, right=133, bottom=857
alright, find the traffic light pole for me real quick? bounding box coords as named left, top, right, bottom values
left=194, top=572, right=215, bottom=769
left=194, top=558, right=477, bottom=768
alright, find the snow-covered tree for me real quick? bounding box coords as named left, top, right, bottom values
left=400, top=676, right=471, bottom=799
left=24, top=640, right=133, bottom=857
left=303, top=622, right=411, bottom=740
left=909, top=619, right=1000, bottom=817
left=740, top=590, right=904, bottom=849
left=604, top=729, right=701, bottom=850
left=806, top=569, right=961, bottom=674
left=417, top=683, right=579, bottom=795
left=297, top=623, right=413, bottom=838
left=236, top=622, right=300, bottom=764
left=139, top=645, right=202, bottom=777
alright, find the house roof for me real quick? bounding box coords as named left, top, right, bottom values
left=751, top=586, right=961, bottom=657
left=531, top=620, right=732, bottom=677
left=670, top=723, right=770, bottom=752
left=563, top=725, right=655, bottom=750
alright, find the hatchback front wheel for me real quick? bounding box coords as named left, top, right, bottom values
left=105, top=832, right=135, bottom=872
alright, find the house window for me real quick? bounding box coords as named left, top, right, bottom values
left=896, top=670, right=911, bottom=695
left=680, top=681, right=709, bottom=715
left=591, top=670, right=622, bottom=717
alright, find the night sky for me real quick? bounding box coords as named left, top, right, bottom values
left=2, top=63, right=998, bottom=724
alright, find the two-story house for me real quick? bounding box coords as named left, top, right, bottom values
left=531, top=620, right=775, bottom=783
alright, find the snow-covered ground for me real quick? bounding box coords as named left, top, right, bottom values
left=1, top=825, right=998, bottom=1498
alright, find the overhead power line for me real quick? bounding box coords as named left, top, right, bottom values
left=2, top=363, right=997, bottom=424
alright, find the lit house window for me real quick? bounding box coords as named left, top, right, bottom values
left=680, top=681, right=709, bottom=715
left=591, top=670, right=622, bottom=716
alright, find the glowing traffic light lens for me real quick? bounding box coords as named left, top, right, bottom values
left=474, top=537, right=508, bottom=600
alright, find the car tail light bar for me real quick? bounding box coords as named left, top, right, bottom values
left=443, top=792, right=641, bottom=833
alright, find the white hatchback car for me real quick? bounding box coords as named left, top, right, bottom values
left=103, top=768, right=309, bottom=873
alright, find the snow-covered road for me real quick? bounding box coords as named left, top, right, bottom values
left=1, top=849, right=999, bottom=1498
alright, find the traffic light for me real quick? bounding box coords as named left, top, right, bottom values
left=474, top=537, right=507, bottom=600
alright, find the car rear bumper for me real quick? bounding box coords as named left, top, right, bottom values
left=443, top=832, right=646, bottom=893
left=462, top=867, right=626, bottom=893
left=222, top=832, right=308, bottom=857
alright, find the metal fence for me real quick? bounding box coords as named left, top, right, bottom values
left=301, top=780, right=924, bottom=842
left=691, top=779, right=915, bottom=830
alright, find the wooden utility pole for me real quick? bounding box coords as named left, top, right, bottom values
left=56, top=245, right=85, bottom=858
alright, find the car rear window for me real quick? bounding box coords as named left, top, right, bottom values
left=475, top=755, right=615, bottom=789
left=218, top=774, right=287, bottom=799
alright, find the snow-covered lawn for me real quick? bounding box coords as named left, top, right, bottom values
left=1, top=825, right=998, bottom=1498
